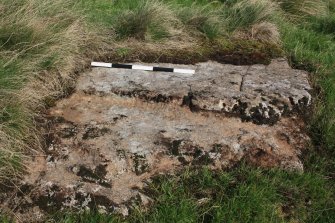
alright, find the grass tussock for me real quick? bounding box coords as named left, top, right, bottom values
left=223, top=0, right=277, bottom=32
left=113, top=0, right=178, bottom=40
left=221, top=0, right=280, bottom=44
left=251, top=22, right=281, bottom=44
left=174, top=2, right=224, bottom=39
left=274, top=0, right=329, bottom=19
left=0, top=0, right=106, bottom=182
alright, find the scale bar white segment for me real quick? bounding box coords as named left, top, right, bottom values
left=173, top=69, right=195, bottom=75
left=132, top=65, right=154, bottom=71
left=91, top=62, right=112, bottom=68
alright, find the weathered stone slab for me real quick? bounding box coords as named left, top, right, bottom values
left=10, top=59, right=311, bottom=219
left=77, top=58, right=311, bottom=124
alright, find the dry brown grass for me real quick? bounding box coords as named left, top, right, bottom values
left=251, top=22, right=281, bottom=44
left=0, top=0, right=108, bottom=182
left=252, top=22, right=281, bottom=44
left=233, top=21, right=281, bottom=45
left=225, top=0, right=280, bottom=45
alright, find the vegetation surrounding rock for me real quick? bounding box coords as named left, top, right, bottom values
left=0, top=0, right=334, bottom=222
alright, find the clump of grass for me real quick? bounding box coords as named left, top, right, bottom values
left=219, top=0, right=281, bottom=45
left=309, top=13, right=335, bottom=35
left=223, top=0, right=278, bottom=32
left=274, top=0, right=329, bottom=19
left=250, top=22, right=281, bottom=44
left=0, top=24, right=37, bottom=51
left=174, top=2, right=224, bottom=39
left=113, top=0, right=177, bottom=40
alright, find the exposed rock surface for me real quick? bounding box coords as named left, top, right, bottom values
left=2, top=59, right=311, bottom=221
left=78, top=59, right=311, bottom=124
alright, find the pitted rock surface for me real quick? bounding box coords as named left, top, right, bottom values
left=11, top=59, right=311, bottom=219
left=78, top=59, right=311, bottom=124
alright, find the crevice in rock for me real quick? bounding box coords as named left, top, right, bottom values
left=111, top=89, right=176, bottom=103
left=181, top=85, right=199, bottom=112
left=240, top=66, right=251, bottom=92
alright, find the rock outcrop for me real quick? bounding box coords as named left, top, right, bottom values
left=3, top=59, right=311, bottom=220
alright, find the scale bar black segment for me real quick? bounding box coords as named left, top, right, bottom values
left=153, top=67, right=174, bottom=72
left=112, top=63, right=133, bottom=69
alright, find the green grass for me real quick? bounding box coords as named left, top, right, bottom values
left=77, top=0, right=175, bottom=40
left=279, top=10, right=335, bottom=160
left=50, top=166, right=334, bottom=223
left=274, top=0, right=328, bottom=19
left=0, top=61, right=24, bottom=91
left=114, top=0, right=172, bottom=40
left=222, top=0, right=277, bottom=32
left=169, top=0, right=223, bottom=39
left=77, top=0, right=279, bottom=41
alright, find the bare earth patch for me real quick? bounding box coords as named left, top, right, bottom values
left=1, top=59, right=312, bottom=221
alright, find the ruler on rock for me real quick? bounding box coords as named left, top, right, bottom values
left=91, top=62, right=195, bottom=75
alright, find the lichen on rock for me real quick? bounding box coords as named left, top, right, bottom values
left=7, top=59, right=311, bottom=219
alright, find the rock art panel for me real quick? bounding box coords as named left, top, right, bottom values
left=6, top=59, right=311, bottom=219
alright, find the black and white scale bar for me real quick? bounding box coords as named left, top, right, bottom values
left=91, top=62, right=195, bottom=75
